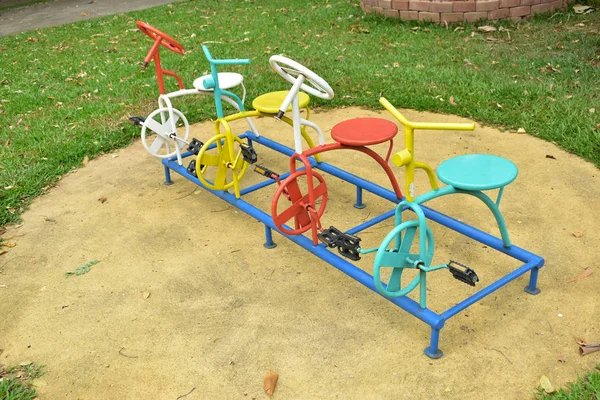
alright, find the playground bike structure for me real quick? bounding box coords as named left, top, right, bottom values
left=135, top=22, right=544, bottom=358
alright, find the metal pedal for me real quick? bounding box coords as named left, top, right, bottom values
left=319, top=226, right=361, bottom=261
left=186, top=160, right=198, bottom=177
left=448, top=260, right=479, bottom=286
left=187, top=138, right=204, bottom=155
left=240, top=143, right=258, bottom=164
left=254, top=165, right=279, bottom=180
left=318, top=227, right=339, bottom=248
left=128, top=116, right=145, bottom=126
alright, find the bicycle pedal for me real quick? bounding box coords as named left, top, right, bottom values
left=187, top=138, right=204, bottom=155
left=186, top=160, right=198, bottom=177
left=319, top=226, right=361, bottom=261
left=128, top=116, right=145, bottom=126
left=318, top=227, right=339, bottom=248
left=338, top=246, right=361, bottom=261
left=254, top=165, right=279, bottom=179
left=447, top=260, right=479, bottom=287
left=240, top=143, right=258, bottom=164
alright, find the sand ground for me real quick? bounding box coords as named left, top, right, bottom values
left=1, top=107, right=599, bottom=399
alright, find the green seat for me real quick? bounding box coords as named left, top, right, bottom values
left=436, top=154, right=518, bottom=191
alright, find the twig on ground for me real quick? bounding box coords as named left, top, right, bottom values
left=174, top=189, right=197, bottom=200
left=118, top=347, right=138, bottom=359
left=491, top=348, right=512, bottom=364
left=176, top=387, right=196, bottom=399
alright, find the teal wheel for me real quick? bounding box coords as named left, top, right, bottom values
left=373, top=220, right=434, bottom=297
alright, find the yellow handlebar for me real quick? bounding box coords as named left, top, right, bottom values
left=379, top=97, right=476, bottom=131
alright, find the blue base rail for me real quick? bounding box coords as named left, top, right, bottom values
left=161, top=130, right=543, bottom=359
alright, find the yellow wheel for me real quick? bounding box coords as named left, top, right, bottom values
left=196, top=134, right=249, bottom=197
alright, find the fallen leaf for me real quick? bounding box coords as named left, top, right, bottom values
left=2, top=243, right=16, bottom=248
left=573, top=4, right=595, bottom=14
left=81, top=11, right=90, bottom=16
left=0, top=284, right=7, bottom=288
left=142, top=291, right=151, bottom=300
left=545, top=154, right=556, bottom=160
left=98, top=196, right=107, bottom=203
left=449, top=96, right=457, bottom=106
left=264, top=371, right=279, bottom=396
left=576, top=339, right=600, bottom=356
left=0, top=250, right=8, bottom=256
left=571, top=231, right=584, bottom=238
left=478, top=25, right=497, bottom=33
left=82, top=156, right=89, bottom=165
left=564, top=267, right=592, bottom=283
left=542, top=63, right=560, bottom=73
left=540, top=375, right=555, bottom=394
left=589, top=108, right=596, bottom=114
left=517, top=128, right=527, bottom=134
left=557, top=354, right=566, bottom=363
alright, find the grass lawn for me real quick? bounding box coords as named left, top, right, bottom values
left=0, top=0, right=598, bottom=228
left=0, top=362, right=44, bottom=400
left=536, top=365, right=600, bottom=399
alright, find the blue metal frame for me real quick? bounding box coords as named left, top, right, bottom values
left=161, top=130, right=543, bottom=359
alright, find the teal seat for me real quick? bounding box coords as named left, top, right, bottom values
left=436, top=154, right=518, bottom=191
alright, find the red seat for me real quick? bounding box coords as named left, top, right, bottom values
left=331, top=118, right=398, bottom=146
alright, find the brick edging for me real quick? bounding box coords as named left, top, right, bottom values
left=360, top=0, right=568, bottom=22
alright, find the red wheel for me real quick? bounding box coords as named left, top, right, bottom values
left=271, top=170, right=328, bottom=236
left=136, top=21, right=185, bottom=54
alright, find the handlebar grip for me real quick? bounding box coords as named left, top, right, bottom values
left=202, top=45, right=250, bottom=65
left=380, top=97, right=476, bottom=131
left=212, top=58, right=251, bottom=65
left=202, top=45, right=213, bottom=62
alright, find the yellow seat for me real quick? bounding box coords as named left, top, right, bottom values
left=252, top=90, right=310, bottom=114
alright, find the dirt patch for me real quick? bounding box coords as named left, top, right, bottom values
left=1, top=107, right=599, bottom=399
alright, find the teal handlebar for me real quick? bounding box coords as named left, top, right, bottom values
left=202, top=45, right=250, bottom=65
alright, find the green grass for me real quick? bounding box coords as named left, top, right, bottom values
left=0, top=363, right=44, bottom=400
left=536, top=365, right=600, bottom=399
left=0, top=0, right=598, bottom=228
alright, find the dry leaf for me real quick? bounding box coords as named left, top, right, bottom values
left=263, top=371, right=279, bottom=396
left=2, top=242, right=16, bottom=248
left=540, top=375, right=555, bottom=394
left=98, top=196, right=107, bottom=203
left=557, top=354, right=566, bottom=363
left=589, top=108, right=596, bottom=114
left=545, top=154, right=556, bottom=160
left=0, top=250, right=8, bottom=256
left=81, top=12, right=90, bottom=16
left=449, top=96, right=457, bottom=106
left=142, top=291, right=150, bottom=300
left=576, top=338, right=600, bottom=356
left=517, top=128, right=527, bottom=134
left=82, top=156, right=89, bottom=165
left=478, top=25, right=497, bottom=33
left=571, top=231, right=584, bottom=238
left=564, top=267, right=592, bottom=283
left=573, top=4, right=595, bottom=14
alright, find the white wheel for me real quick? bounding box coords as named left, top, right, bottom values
left=269, top=55, right=334, bottom=100
left=141, top=107, right=190, bottom=159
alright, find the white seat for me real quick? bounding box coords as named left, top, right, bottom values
left=193, top=72, right=244, bottom=91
